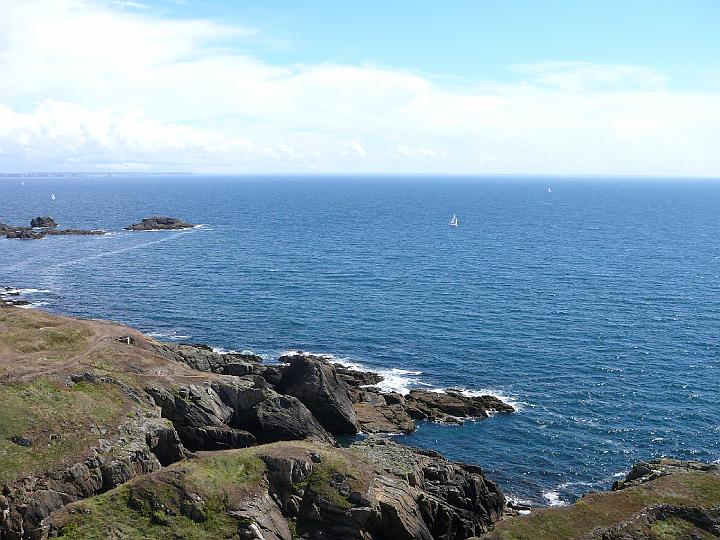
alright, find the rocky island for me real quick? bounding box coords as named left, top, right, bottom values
left=125, top=216, right=195, bottom=230
left=1, top=293, right=719, bottom=539
left=0, top=217, right=104, bottom=240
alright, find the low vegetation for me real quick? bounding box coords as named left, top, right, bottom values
left=0, top=378, right=130, bottom=483
left=484, top=471, right=720, bottom=540
left=54, top=451, right=266, bottom=540
left=0, top=309, right=90, bottom=355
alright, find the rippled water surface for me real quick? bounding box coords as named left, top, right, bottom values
left=2, top=175, right=719, bottom=505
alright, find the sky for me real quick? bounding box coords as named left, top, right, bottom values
left=0, top=0, right=719, bottom=175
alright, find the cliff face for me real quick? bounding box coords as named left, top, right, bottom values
left=0, top=306, right=507, bottom=540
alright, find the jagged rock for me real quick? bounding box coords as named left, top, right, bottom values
left=150, top=342, right=262, bottom=377
left=30, top=216, right=57, bottom=228
left=125, top=216, right=195, bottom=230
left=354, top=400, right=415, bottom=434
left=176, top=425, right=256, bottom=452
left=252, top=395, right=334, bottom=444
left=612, top=458, right=720, bottom=491
left=260, top=364, right=286, bottom=387
left=0, top=417, right=185, bottom=539
left=45, top=228, right=104, bottom=236
left=277, top=353, right=360, bottom=435
left=404, top=389, right=514, bottom=423
left=6, top=228, right=45, bottom=240
left=334, top=364, right=384, bottom=387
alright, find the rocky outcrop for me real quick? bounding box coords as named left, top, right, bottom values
left=146, top=378, right=334, bottom=451
left=125, top=216, right=195, bottom=230
left=30, top=217, right=57, bottom=228
left=277, top=353, right=360, bottom=435
left=481, top=458, right=720, bottom=540
left=612, top=458, right=720, bottom=491
left=404, top=389, right=514, bottom=423
left=0, top=305, right=514, bottom=540
left=2, top=221, right=103, bottom=239
left=150, top=342, right=263, bottom=376
left=0, top=416, right=185, bottom=539
left=48, top=440, right=506, bottom=540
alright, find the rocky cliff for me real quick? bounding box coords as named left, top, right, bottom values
left=0, top=304, right=509, bottom=539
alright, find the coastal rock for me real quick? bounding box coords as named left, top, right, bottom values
left=45, top=228, right=104, bottom=236
left=404, top=389, right=514, bottom=423
left=125, top=216, right=195, bottom=230
left=612, top=458, right=720, bottom=491
left=252, top=394, right=334, bottom=444
left=0, top=416, right=185, bottom=539
left=48, top=441, right=505, bottom=540
left=30, top=216, right=57, bottom=228
left=5, top=228, right=45, bottom=240
left=150, top=342, right=262, bottom=376
left=480, top=458, right=720, bottom=540
left=277, top=353, right=360, bottom=435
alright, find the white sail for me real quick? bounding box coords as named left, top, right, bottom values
left=51, top=193, right=56, bottom=200
left=449, top=213, right=458, bottom=227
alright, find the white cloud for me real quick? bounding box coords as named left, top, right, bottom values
left=510, top=61, right=669, bottom=91
left=0, top=0, right=719, bottom=175
left=396, top=145, right=446, bottom=160
left=345, top=141, right=367, bottom=157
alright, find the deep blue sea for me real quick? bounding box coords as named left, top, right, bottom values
left=2, top=175, right=719, bottom=506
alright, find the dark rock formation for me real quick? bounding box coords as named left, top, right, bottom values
left=48, top=440, right=505, bottom=540
left=277, top=353, right=360, bottom=435
left=30, top=216, right=57, bottom=228
left=125, top=216, right=195, bottom=230
left=404, top=389, right=514, bottom=422
left=45, top=228, right=104, bottom=236
left=612, top=458, right=720, bottom=491
left=2, top=220, right=103, bottom=239
left=0, top=417, right=185, bottom=539
left=5, top=228, right=45, bottom=240
left=252, top=394, right=335, bottom=444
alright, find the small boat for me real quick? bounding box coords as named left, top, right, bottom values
left=547, top=188, right=552, bottom=193
left=449, top=213, right=459, bottom=227
left=51, top=193, right=56, bottom=200
left=21, top=180, right=24, bottom=186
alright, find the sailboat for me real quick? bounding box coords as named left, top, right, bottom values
left=547, top=187, right=552, bottom=193
left=51, top=193, right=56, bottom=200
left=21, top=180, right=24, bottom=186
left=449, top=213, right=459, bottom=227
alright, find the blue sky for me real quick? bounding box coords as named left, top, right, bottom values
left=146, top=0, right=720, bottom=88
left=0, top=0, right=719, bottom=174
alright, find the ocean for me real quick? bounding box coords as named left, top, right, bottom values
left=1, top=174, right=719, bottom=506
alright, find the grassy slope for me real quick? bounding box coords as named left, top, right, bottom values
left=54, top=452, right=267, bottom=540
left=52, top=442, right=367, bottom=539
left=0, top=378, right=130, bottom=484
left=483, top=471, right=720, bottom=540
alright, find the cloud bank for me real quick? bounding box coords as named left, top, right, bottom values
left=1, top=0, right=719, bottom=175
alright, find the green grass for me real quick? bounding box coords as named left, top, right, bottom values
left=0, top=378, right=128, bottom=484
left=303, top=453, right=365, bottom=511
left=486, top=472, right=720, bottom=540
left=54, top=452, right=267, bottom=540
left=0, top=310, right=90, bottom=354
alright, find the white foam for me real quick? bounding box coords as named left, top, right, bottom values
left=147, top=331, right=191, bottom=341
left=211, top=346, right=270, bottom=359
left=3, top=288, right=50, bottom=295
left=19, top=301, right=49, bottom=309
left=542, top=491, right=566, bottom=507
